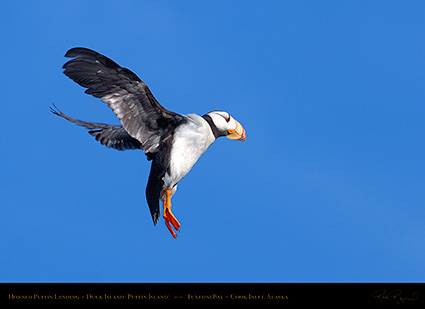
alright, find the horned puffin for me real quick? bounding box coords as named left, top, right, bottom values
left=51, top=48, right=246, bottom=238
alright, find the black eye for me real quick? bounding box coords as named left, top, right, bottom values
left=225, top=116, right=231, bottom=122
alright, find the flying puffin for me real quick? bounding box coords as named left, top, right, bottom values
left=51, top=47, right=246, bottom=238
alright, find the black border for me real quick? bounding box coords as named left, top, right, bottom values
left=2, top=283, right=424, bottom=306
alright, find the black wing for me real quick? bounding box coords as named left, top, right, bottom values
left=62, top=47, right=182, bottom=155
left=50, top=105, right=141, bottom=151
left=145, top=158, right=165, bottom=225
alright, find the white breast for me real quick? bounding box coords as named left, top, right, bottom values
left=163, top=114, right=215, bottom=189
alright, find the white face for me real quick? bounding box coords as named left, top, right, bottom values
left=206, top=111, right=246, bottom=141
left=208, top=111, right=236, bottom=133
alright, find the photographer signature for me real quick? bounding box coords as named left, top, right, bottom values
left=368, top=289, right=419, bottom=305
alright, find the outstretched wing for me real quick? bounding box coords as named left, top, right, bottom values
left=62, top=47, right=182, bottom=155
left=50, top=105, right=142, bottom=151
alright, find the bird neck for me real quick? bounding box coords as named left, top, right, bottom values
left=201, top=114, right=220, bottom=139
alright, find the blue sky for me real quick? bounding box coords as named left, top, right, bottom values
left=1, top=1, right=424, bottom=282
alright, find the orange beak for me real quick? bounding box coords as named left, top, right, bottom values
left=226, top=120, right=246, bottom=141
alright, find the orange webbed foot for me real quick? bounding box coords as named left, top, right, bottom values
left=163, top=189, right=180, bottom=238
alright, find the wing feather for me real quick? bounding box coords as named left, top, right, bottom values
left=62, top=47, right=182, bottom=155
left=50, top=105, right=141, bottom=151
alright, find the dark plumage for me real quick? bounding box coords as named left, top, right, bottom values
left=62, top=47, right=183, bottom=156
left=50, top=105, right=141, bottom=151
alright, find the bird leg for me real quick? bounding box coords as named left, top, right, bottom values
left=163, top=189, right=180, bottom=238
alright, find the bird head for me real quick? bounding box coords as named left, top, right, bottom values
left=205, top=111, right=246, bottom=141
